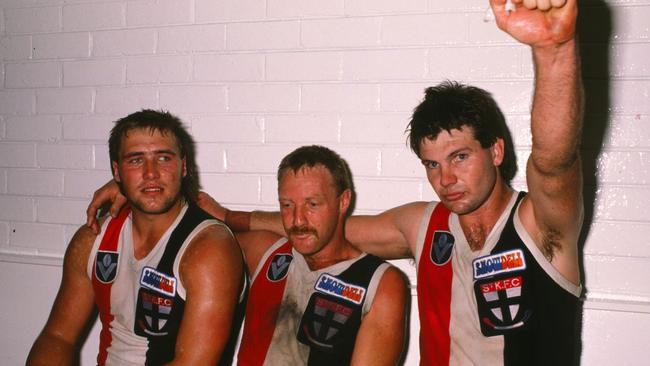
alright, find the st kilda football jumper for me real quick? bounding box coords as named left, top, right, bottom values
left=237, top=237, right=389, bottom=366
left=88, top=202, right=246, bottom=366
left=416, top=191, right=581, bottom=366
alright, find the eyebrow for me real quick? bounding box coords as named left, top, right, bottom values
left=122, top=149, right=178, bottom=158
left=447, top=147, right=471, bottom=159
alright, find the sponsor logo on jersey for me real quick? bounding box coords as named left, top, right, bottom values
left=298, top=296, right=354, bottom=349
left=140, top=267, right=177, bottom=297
left=314, top=273, right=366, bottom=305
left=136, top=290, right=174, bottom=336
left=430, top=230, right=454, bottom=265
left=473, top=249, right=526, bottom=279
left=267, top=253, right=293, bottom=281
left=95, top=250, right=119, bottom=283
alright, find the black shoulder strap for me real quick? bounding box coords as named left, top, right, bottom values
left=156, top=202, right=214, bottom=273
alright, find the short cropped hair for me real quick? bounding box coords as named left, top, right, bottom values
left=108, top=109, right=200, bottom=201
left=407, top=81, right=517, bottom=184
left=277, top=145, right=355, bottom=214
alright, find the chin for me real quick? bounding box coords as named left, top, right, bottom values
left=444, top=201, right=476, bottom=216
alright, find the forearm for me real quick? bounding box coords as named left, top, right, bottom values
left=530, top=38, right=584, bottom=172
left=220, top=209, right=285, bottom=234
left=27, top=334, right=75, bottom=366
left=250, top=210, right=286, bottom=235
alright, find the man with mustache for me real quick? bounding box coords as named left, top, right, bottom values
left=232, top=145, right=408, bottom=365
left=28, top=110, right=246, bottom=366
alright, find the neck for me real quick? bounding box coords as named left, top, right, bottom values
left=131, top=199, right=185, bottom=259
left=303, top=236, right=361, bottom=271
left=458, top=183, right=514, bottom=251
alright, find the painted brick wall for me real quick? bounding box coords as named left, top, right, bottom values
left=1, top=0, right=649, bottom=364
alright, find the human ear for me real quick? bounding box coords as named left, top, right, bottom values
left=112, top=161, right=121, bottom=182
left=339, top=189, right=352, bottom=213
left=491, top=138, right=505, bottom=166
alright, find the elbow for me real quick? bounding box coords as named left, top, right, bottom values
left=529, top=151, right=581, bottom=176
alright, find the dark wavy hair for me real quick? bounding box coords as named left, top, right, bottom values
left=407, top=81, right=517, bottom=184
left=277, top=145, right=355, bottom=215
left=108, top=109, right=200, bottom=201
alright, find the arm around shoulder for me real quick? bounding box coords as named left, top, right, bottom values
left=346, top=201, right=429, bottom=260
left=27, top=226, right=98, bottom=366
left=169, top=224, right=245, bottom=365
left=235, top=230, right=284, bottom=276
left=351, top=266, right=409, bottom=366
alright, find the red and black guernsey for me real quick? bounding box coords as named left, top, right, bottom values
left=92, top=202, right=246, bottom=366
left=296, top=254, right=384, bottom=366
left=238, top=238, right=386, bottom=366
left=417, top=192, right=581, bottom=365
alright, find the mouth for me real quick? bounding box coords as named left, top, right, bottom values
left=443, top=191, right=464, bottom=202
left=288, top=228, right=317, bottom=240
left=141, top=186, right=163, bottom=194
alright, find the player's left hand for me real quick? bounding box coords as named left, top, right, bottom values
left=489, top=0, right=577, bottom=49
left=197, top=191, right=228, bottom=221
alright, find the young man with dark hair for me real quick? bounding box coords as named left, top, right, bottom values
left=28, top=110, right=246, bottom=366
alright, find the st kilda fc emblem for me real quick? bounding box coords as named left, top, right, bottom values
left=430, top=230, right=454, bottom=265
left=267, top=253, right=293, bottom=281
left=297, top=294, right=358, bottom=352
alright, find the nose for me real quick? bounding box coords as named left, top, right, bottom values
left=440, top=166, right=456, bottom=188
left=143, top=158, right=160, bottom=179
left=293, top=205, right=306, bottom=227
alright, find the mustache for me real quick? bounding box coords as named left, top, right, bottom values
left=287, top=226, right=318, bottom=237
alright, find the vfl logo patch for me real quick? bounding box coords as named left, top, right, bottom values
left=267, top=253, right=293, bottom=281
left=430, top=230, right=454, bottom=265
left=139, top=267, right=177, bottom=297
left=95, top=251, right=118, bottom=283
left=473, top=249, right=526, bottom=280
left=314, top=273, right=366, bottom=305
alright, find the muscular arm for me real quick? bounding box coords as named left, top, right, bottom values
left=199, top=191, right=426, bottom=260
left=492, top=0, right=583, bottom=283
left=26, top=226, right=97, bottom=366
left=350, top=267, right=409, bottom=366
left=169, top=225, right=245, bottom=365
left=235, top=230, right=284, bottom=275
left=346, top=201, right=429, bottom=260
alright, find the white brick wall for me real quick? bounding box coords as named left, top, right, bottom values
left=1, top=0, right=649, bottom=365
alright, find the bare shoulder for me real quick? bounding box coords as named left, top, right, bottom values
left=347, top=201, right=431, bottom=259
left=179, top=223, right=243, bottom=278
left=389, top=200, right=433, bottom=252
left=182, top=223, right=241, bottom=264
left=387, top=200, right=430, bottom=217
left=376, top=265, right=409, bottom=296
left=235, top=230, right=282, bottom=273
left=64, top=222, right=102, bottom=274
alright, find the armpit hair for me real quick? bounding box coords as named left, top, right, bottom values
left=541, top=228, right=563, bottom=262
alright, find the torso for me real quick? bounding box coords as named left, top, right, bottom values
left=415, top=192, right=582, bottom=366
left=87, top=203, right=244, bottom=366
left=238, top=238, right=389, bottom=366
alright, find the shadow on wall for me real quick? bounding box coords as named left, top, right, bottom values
left=576, top=0, right=612, bottom=364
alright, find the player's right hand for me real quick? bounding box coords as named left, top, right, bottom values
left=86, top=180, right=126, bottom=234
